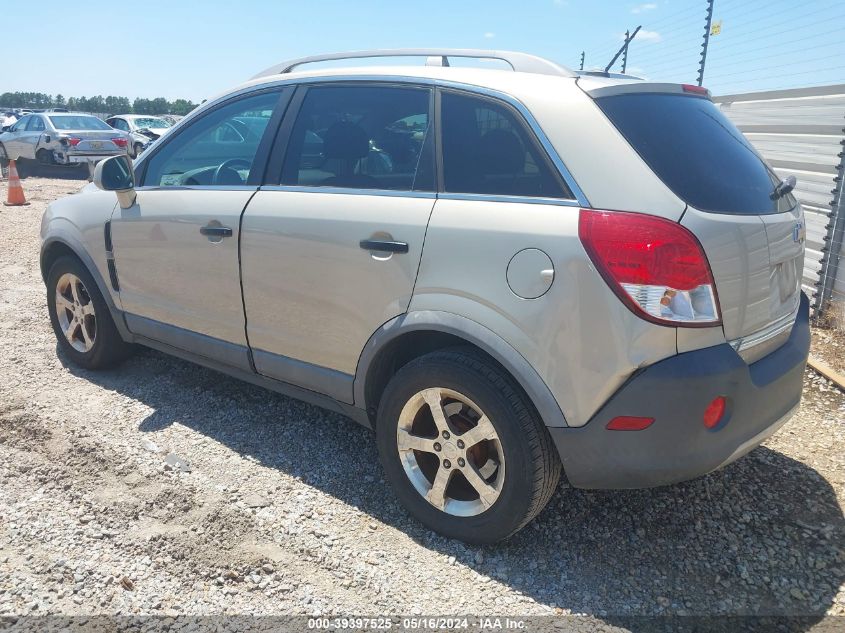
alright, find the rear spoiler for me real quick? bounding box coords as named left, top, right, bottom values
left=577, top=78, right=712, bottom=100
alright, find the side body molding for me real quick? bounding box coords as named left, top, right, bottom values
left=354, top=310, right=569, bottom=428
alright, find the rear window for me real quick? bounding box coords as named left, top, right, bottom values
left=49, top=115, right=112, bottom=131
left=596, top=93, right=788, bottom=214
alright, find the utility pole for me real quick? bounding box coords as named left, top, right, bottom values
left=605, top=25, right=641, bottom=73
left=580, top=51, right=585, bottom=71
left=621, top=30, right=630, bottom=74
left=697, top=0, right=715, bottom=86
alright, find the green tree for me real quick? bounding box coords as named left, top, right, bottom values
left=169, top=99, right=196, bottom=116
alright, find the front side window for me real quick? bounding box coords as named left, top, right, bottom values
left=12, top=116, right=30, bottom=132
left=143, top=91, right=279, bottom=187
left=441, top=91, right=568, bottom=198
left=27, top=116, right=46, bottom=131
left=280, top=85, right=433, bottom=191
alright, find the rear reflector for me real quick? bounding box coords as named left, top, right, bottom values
left=68, top=137, right=81, bottom=147
left=703, top=396, right=727, bottom=429
left=579, top=209, right=721, bottom=327
left=606, top=416, right=655, bottom=431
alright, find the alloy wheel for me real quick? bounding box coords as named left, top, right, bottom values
left=55, top=273, right=97, bottom=353
left=397, top=387, right=505, bottom=517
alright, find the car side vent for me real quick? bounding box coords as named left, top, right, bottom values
left=104, top=221, right=119, bottom=290
left=107, top=260, right=120, bottom=291
left=104, top=221, right=113, bottom=252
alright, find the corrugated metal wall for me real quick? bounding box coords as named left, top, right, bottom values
left=714, top=85, right=845, bottom=314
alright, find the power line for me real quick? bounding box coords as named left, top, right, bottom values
left=705, top=6, right=845, bottom=46
left=712, top=64, right=845, bottom=87
left=713, top=53, right=845, bottom=80
left=707, top=34, right=845, bottom=67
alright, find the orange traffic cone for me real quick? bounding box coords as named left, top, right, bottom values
left=4, top=160, right=30, bottom=207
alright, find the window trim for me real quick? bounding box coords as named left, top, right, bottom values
left=265, top=81, right=437, bottom=193
left=132, top=74, right=588, bottom=205
left=135, top=86, right=292, bottom=189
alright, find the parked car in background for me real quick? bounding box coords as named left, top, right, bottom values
left=105, top=114, right=172, bottom=157
left=0, top=112, right=131, bottom=173
left=160, top=114, right=184, bottom=126
left=39, top=49, right=809, bottom=543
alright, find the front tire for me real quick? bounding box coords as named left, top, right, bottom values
left=47, top=256, right=133, bottom=369
left=376, top=348, right=561, bottom=543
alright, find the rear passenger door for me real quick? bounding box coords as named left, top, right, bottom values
left=240, top=83, right=436, bottom=402
left=22, top=115, right=46, bottom=159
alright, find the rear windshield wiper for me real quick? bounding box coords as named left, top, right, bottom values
left=772, top=175, right=796, bottom=200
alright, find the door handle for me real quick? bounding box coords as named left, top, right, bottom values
left=359, top=239, right=409, bottom=254
left=200, top=225, right=232, bottom=237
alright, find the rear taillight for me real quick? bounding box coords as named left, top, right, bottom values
left=112, top=137, right=128, bottom=148
left=579, top=209, right=721, bottom=327
left=68, top=137, right=81, bottom=147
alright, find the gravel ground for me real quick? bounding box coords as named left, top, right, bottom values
left=1, top=175, right=844, bottom=621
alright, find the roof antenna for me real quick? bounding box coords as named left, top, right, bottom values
left=605, top=25, right=641, bottom=73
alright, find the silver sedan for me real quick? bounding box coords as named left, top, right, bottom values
left=0, top=112, right=131, bottom=169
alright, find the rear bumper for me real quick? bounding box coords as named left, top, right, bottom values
left=551, top=292, right=810, bottom=489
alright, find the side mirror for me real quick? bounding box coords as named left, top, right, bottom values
left=93, top=155, right=136, bottom=209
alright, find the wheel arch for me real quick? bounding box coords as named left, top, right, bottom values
left=354, top=311, right=569, bottom=429
left=40, top=236, right=131, bottom=341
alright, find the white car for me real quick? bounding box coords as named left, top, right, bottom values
left=105, top=114, right=173, bottom=158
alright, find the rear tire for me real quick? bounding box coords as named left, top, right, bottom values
left=47, top=256, right=133, bottom=369
left=376, top=347, right=560, bottom=543
left=36, top=149, right=53, bottom=166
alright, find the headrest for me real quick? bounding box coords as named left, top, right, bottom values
left=478, top=128, right=525, bottom=175
left=322, top=121, right=370, bottom=160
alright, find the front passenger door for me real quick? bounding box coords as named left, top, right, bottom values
left=110, top=88, right=289, bottom=370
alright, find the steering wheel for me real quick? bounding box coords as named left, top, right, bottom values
left=212, top=158, right=252, bottom=185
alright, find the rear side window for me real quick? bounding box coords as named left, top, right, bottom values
left=440, top=91, right=569, bottom=199
left=27, top=116, right=46, bottom=131
left=596, top=93, right=786, bottom=214
left=280, top=85, right=434, bottom=192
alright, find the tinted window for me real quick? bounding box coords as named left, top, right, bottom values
left=281, top=85, right=433, bottom=191
left=27, top=116, right=45, bottom=131
left=597, top=93, right=788, bottom=214
left=143, top=91, right=278, bottom=187
left=441, top=92, right=568, bottom=198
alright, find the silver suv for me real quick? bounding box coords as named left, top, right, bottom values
left=40, top=49, right=810, bottom=543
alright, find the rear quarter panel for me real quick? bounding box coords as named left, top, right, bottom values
left=410, top=198, right=678, bottom=427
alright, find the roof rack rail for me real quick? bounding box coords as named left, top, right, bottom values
left=252, top=49, right=576, bottom=80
